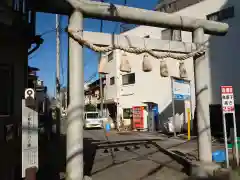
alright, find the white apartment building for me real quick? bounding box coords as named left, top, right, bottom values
left=102, top=0, right=240, bottom=133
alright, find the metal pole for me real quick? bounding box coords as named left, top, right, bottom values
left=171, top=77, right=177, bottom=137
left=193, top=27, right=212, bottom=162
left=56, top=14, right=62, bottom=135
left=232, top=112, right=239, bottom=166
left=189, top=81, right=193, bottom=140
left=222, top=113, right=229, bottom=168
left=67, top=10, right=84, bottom=180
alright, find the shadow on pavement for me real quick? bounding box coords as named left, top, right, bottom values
left=91, top=139, right=193, bottom=178
left=37, top=135, right=100, bottom=180
left=37, top=133, right=213, bottom=180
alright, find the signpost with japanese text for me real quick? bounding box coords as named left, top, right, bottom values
left=22, top=100, right=39, bottom=178
left=221, top=86, right=239, bottom=167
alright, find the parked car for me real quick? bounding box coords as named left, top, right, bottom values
left=84, top=111, right=104, bottom=129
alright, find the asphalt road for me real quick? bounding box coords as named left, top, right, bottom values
left=83, top=129, right=199, bottom=180
left=39, top=129, right=224, bottom=180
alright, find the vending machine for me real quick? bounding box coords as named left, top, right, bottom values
left=132, top=106, right=148, bottom=131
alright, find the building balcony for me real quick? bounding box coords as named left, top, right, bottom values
left=85, top=95, right=101, bottom=106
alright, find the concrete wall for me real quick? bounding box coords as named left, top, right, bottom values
left=104, top=48, right=194, bottom=127
left=103, top=50, right=118, bottom=102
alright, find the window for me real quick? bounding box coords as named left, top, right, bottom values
left=86, top=112, right=99, bottom=119
left=162, top=29, right=181, bottom=41
left=0, top=65, right=13, bottom=116
left=157, top=0, right=205, bottom=13
left=162, top=29, right=173, bottom=40
left=207, top=6, right=234, bottom=22
left=108, top=52, right=114, bottom=62
left=110, top=77, right=115, bottom=85
left=122, top=73, right=135, bottom=85
left=123, top=108, right=133, bottom=119
left=174, top=0, right=204, bottom=12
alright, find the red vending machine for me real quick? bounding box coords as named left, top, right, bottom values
left=132, top=106, right=147, bottom=131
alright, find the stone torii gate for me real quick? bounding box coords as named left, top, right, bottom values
left=65, top=0, right=228, bottom=179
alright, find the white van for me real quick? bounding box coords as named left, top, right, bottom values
left=84, top=112, right=103, bottom=129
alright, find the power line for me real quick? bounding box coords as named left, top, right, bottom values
left=85, top=72, right=98, bottom=83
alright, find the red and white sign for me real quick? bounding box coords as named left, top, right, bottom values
left=221, top=86, right=235, bottom=113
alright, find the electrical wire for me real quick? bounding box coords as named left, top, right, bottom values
left=28, top=26, right=65, bottom=60
left=84, top=72, right=98, bottom=83
left=40, top=26, right=65, bottom=37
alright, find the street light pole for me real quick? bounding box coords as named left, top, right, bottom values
left=67, top=10, right=84, bottom=180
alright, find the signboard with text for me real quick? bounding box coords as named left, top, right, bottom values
left=220, top=85, right=239, bottom=167
left=22, top=100, right=38, bottom=178
left=221, top=86, right=235, bottom=113
left=172, top=78, right=191, bottom=100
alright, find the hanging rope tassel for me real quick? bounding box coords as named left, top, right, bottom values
left=142, top=54, right=152, bottom=72
left=179, top=61, right=188, bottom=78
left=120, top=53, right=131, bottom=73
left=160, top=60, right=169, bottom=77
left=98, top=55, right=108, bottom=74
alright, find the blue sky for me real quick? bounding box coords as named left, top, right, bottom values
left=29, top=0, right=159, bottom=96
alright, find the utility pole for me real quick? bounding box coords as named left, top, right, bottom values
left=67, top=10, right=84, bottom=180
left=56, top=14, right=61, bottom=135
left=193, top=27, right=212, bottom=163
left=99, top=19, right=104, bottom=117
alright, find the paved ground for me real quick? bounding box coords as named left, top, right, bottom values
left=38, top=129, right=227, bottom=180
left=82, top=129, right=225, bottom=180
